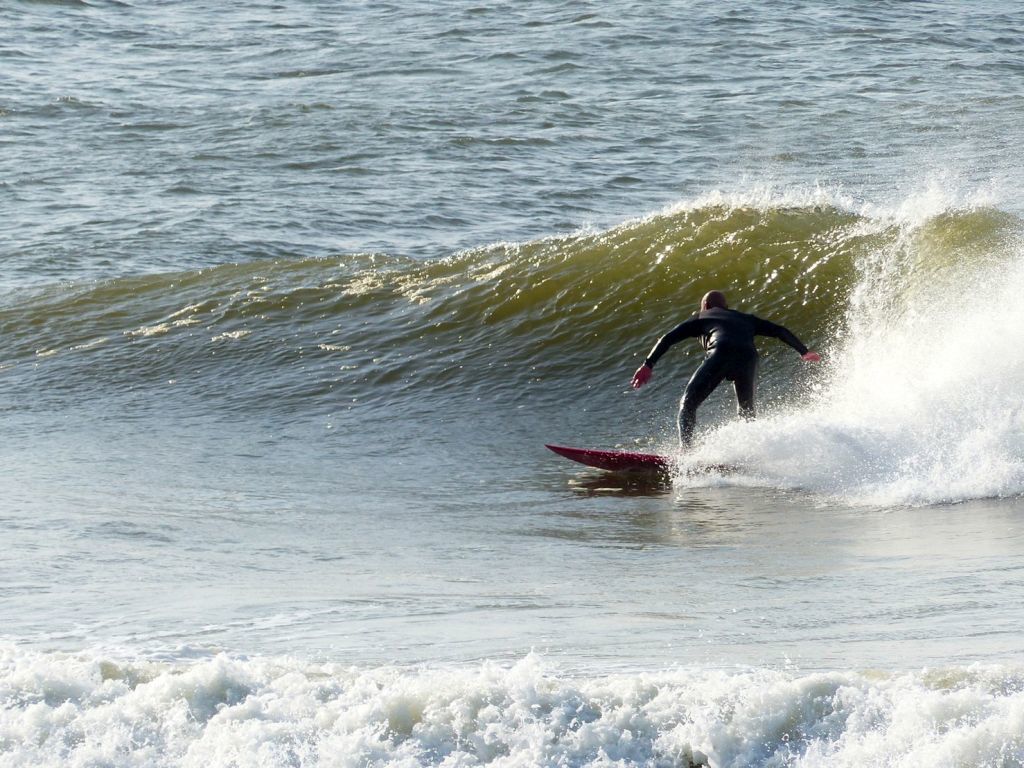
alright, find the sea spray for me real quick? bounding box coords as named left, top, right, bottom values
left=689, top=196, right=1024, bottom=505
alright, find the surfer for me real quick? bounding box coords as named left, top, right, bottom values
left=630, top=290, right=820, bottom=446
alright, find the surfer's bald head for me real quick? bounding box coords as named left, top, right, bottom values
left=700, top=290, right=728, bottom=311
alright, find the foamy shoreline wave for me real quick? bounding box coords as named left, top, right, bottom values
left=3, top=646, right=1023, bottom=767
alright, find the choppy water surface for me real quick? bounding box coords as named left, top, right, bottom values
left=4, top=1, right=1024, bottom=765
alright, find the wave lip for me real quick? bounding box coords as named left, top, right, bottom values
left=2, top=647, right=1024, bottom=767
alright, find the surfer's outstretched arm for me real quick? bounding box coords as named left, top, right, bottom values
left=631, top=317, right=704, bottom=388
left=644, top=318, right=704, bottom=367
left=751, top=316, right=818, bottom=359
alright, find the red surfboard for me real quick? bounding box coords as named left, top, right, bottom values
left=545, top=444, right=738, bottom=475
left=545, top=444, right=671, bottom=473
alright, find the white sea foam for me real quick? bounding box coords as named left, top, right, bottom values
left=686, top=192, right=1024, bottom=506
left=2, top=646, right=1024, bottom=767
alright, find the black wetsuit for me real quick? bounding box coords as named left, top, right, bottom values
left=643, top=307, right=809, bottom=445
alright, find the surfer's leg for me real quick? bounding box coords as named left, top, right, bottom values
left=679, top=357, right=725, bottom=446
left=732, top=353, right=759, bottom=420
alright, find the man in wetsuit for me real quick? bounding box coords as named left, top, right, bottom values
left=630, top=290, right=820, bottom=446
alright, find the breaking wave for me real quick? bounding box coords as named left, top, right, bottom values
left=3, top=186, right=1021, bottom=504
left=3, top=646, right=1024, bottom=767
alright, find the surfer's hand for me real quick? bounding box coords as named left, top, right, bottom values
left=631, top=364, right=652, bottom=389
left=802, top=351, right=821, bottom=362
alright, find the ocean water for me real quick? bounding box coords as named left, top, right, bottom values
left=4, top=1, right=1024, bottom=765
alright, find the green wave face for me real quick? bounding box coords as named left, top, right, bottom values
left=2, top=199, right=1019, bottom=415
